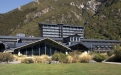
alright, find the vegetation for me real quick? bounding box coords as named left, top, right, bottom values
left=0, top=0, right=121, bottom=40
left=52, top=52, right=67, bottom=63
left=113, top=46, right=121, bottom=60
left=20, top=55, right=50, bottom=63
left=93, top=53, right=106, bottom=62
left=78, top=52, right=92, bottom=63
left=106, top=45, right=121, bottom=62
left=68, top=50, right=81, bottom=63
left=0, top=52, right=14, bottom=63
left=0, top=63, right=121, bottom=75
left=22, top=58, right=34, bottom=64
left=85, top=0, right=121, bottom=40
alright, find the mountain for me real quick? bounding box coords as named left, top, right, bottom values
left=0, top=0, right=121, bottom=40
left=85, top=0, right=121, bottom=40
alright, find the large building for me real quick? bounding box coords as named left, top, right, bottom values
left=38, top=23, right=84, bottom=38
left=0, top=23, right=121, bottom=56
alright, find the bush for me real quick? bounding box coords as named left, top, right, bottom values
left=0, top=52, right=14, bottom=63
left=69, top=51, right=81, bottom=63
left=106, top=55, right=117, bottom=62
left=67, top=55, right=73, bottom=63
left=22, top=58, right=34, bottom=64
left=107, top=51, right=114, bottom=57
left=69, top=50, right=81, bottom=56
left=93, top=53, right=106, bottom=62
left=39, top=55, right=50, bottom=63
left=33, top=56, right=41, bottom=63
left=52, top=52, right=67, bottom=63
left=79, top=52, right=92, bottom=63
left=113, top=46, right=121, bottom=61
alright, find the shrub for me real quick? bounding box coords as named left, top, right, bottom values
left=33, top=55, right=51, bottom=63
left=33, top=56, right=41, bottom=63
left=69, top=51, right=81, bottom=63
left=67, top=55, right=73, bottom=63
left=69, top=50, right=81, bottom=56
left=107, top=51, right=114, bottom=57
left=93, top=53, right=106, bottom=62
left=52, top=52, right=67, bottom=63
left=79, top=52, right=92, bottom=63
left=26, top=58, right=34, bottom=63
left=0, top=53, right=14, bottom=63
left=39, top=55, right=50, bottom=63
left=113, top=45, right=121, bottom=62
left=22, top=58, right=34, bottom=63
left=0, top=52, right=3, bottom=62
left=106, top=55, right=117, bottom=62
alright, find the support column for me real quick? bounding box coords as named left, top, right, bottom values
left=45, top=43, right=46, bottom=55
left=32, top=46, right=33, bottom=56
left=26, top=48, right=27, bottom=57
left=50, top=47, right=52, bottom=56
left=39, top=44, right=40, bottom=56
left=76, top=37, right=77, bottom=41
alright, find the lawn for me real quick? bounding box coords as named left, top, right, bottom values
left=0, top=63, right=121, bottom=75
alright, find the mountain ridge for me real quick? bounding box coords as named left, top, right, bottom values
left=0, top=0, right=121, bottom=40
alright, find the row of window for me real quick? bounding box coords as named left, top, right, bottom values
left=43, top=25, right=83, bottom=30
left=43, top=32, right=60, bottom=35
left=43, top=29, right=59, bottom=31
left=70, top=37, right=81, bottom=42
left=63, top=28, right=83, bottom=30
left=63, top=30, right=83, bottom=33
left=43, top=35, right=60, bottom=37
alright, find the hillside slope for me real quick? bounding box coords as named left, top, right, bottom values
left=0, top=0, right=121, bottom=40
left=85, top=0, right=121, bottom=40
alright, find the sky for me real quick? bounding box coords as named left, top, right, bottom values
left=0, top=0, right=33, bottom=13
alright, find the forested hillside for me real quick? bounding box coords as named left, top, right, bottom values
left=0, top=0, right=121, bottom=40
left=85, top=0, right=121, bottom=40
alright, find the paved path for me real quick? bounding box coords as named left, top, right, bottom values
left=8, top=61, right=21, bottom=64
left=102, top=62, right=121, bottom=65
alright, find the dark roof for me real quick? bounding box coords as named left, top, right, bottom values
left=0, top=36, right=19, bottom=39
left=67, top=42, right=79, bottom=47
left=0, top=36, right=63, bottom=41
left=68, top=42, right=112, bottom=49
left=81, top=42, right=111, bottom=49
left=38, top=23, right=83, bottom=27
left=66, top=34, right=80, bottom=38
left=16, top=43, right=28, bottom=48
left=80, top=39, right=121, bottom=43
left=14, top=38, right=71, bottom=50
left=0, top=41, right=2, bottom=44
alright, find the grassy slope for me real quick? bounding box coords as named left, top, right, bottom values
left=1, top=0, right=121, bottom=40
left=85, top=0, right=121, bottom=40
left=0, top=63, right=121, bottom=75
left=10, top=0, right=91, bottom=36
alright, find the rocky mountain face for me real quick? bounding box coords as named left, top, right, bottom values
left=0, top=0, right=121, bottom=40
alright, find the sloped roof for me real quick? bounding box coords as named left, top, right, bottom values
left=80, top=39, right=121, bottom=43
left=0, top=41, right=2, bottom=44
left=68, top=42, right=111, bottom=49
left=14, top=38, right=71, bottom=50
left=16, top=43, right=29, bottom=48
left=81, top=42, right=111, bottom=49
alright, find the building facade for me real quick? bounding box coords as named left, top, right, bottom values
left=38, top=23, right=84, bottom=38
left=0, top=23, right=121, bottom=56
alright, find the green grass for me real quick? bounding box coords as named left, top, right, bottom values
left=0, top=63, right=121, bottom=75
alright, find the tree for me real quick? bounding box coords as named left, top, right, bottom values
left=113, top=45, right=121, bottom=62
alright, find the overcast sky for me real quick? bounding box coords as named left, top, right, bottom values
left=0, top=0, right=33, bottom=13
